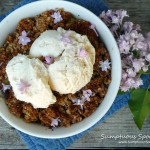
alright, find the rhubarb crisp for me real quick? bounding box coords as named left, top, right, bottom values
left=0, top=9, right=111, bottom=128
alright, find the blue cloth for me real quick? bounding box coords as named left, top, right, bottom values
left=1, top=0, right=150, bottom=150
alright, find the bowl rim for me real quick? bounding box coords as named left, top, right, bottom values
left=0, top=0, right=121, bottom=138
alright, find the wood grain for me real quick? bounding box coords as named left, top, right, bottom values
left=0, top=0, right=150, bottom=149
left=104, top=0, right=150, bottom=33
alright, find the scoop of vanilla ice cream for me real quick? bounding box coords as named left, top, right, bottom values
left=6, top=54, right=56, bottom=108
left=48, top=50, right=93, bottom=94
left=30, top=30, right=65, bottom=57
left=57, top=27, right=95, bottom=65
left=48, top=27, right=95, bottom=94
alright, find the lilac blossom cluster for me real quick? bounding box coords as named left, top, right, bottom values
left=72, top=89, right=95, bottom=110
left=100, top=10, right=150, bottom=92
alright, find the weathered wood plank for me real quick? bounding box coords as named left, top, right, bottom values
left=104, top=0, right=150, bottom=33
left=69, top=106, right=150, bottom=148
left=0, top=0, right=22, bottom=16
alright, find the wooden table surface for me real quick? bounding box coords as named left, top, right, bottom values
left=0, top=0, right=150, bottom=149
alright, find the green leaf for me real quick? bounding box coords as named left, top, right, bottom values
left=118, top=89, right=134, bottom=95
left=139, top=66, right=150, bottom=75
left=118, top=90, right=127, bottom=95
left=132, top=50, right=140, bottom=58
left=128, top=88, right=150, bottom=130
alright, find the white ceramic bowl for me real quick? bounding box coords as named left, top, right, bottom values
left=0, top=0, right=121, bottom=138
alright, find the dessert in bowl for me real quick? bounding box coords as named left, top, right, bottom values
left=0, top=0, right=121, bottom=138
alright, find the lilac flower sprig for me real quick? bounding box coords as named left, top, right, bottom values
left=78, top=48, right=87, bottom=58
left=100, top=9, right=150, bottom=92
left=100, top=9, right=150, bottom=130
left=51, top=118, right=61, bottom=128
left=99, top=59, right=111, bottom=72
left=44, top=56, right=54, bottom=65
left=17, top=79, right=30, bottom=94
left=100, top=10, right=129, bottom=37
left=1, top=83, right=11, bottom=93
left=72, top=89, right=95, bottom=110
left=82, top=89, right=95, bottom=101
left=51, top=11, right=63, bottom=24
left=60, top=31, right=73, bottom=46
left=73, top=98, right=84, bottom=110
left=89, top=24, right=99, bottom=36
left=18, top=31, right=31, bottom=46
